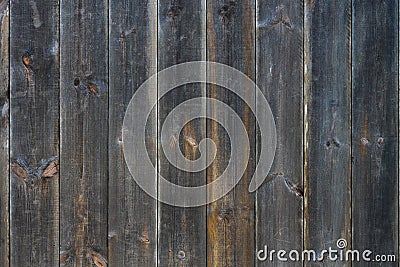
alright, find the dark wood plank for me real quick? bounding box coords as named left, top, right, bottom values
left=60, top=0, right=108, bottom=265
left=9, top=0, right=60, bottom=265
left=304, top=1, right=351, bottom=265
left=256, top=1, right=303, bottom=266
left=108, top=0, right=157, bottom=265
left=0, top=1, right=9, bottom=265
left=157, top=0, right=207, bottom=265
left=352, top=1, right=398, bottom=265
left=206, top=0, right=256, bottom=266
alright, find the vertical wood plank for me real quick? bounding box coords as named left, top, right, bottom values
left=256, top=1, right=303, bottom=266
left=304, top=0, right=352, bottom=265
left=108, top=0, right=157, bottom=265
left=9, top=0, right=60, bottom=265
left=157, top=0, right=207, bottom=265
left=60, top=0, right=108, bottom=265
left=0, top=1, right=9, bottom=265
left=352, top=0, right=399, bottom=265
left=206, top=0, right=256, bottom=266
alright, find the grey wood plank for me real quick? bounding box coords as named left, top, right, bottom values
left=60, top=0, right=108, bottom=265
left=9, top=0, right=60, bottom=265
left=108, top=0, right=158, bottom=265
left=157, top=0, right=207, bottom=266
left=352, top=1, right=398, bottom=266
left=303, top=1, right=352, bottom=265
left=256, top=1, right=303, bottom=266
left=0, top=1, right=9, bottom=265
left=206, top=0, right=256, bottom=266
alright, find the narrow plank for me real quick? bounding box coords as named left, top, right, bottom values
left=206, top=0, right=256, bottom=266
left=256, top=1, right=303, bottom=266
left=0, top=1, right=9, bottom=265
left=60, top=0, right=108, bottom=265
left=108, top=0, right=157, bottom=265
left=304, top=0, right=351, bottom=265
left=157, top=0, right=207, bottom=265
left=352, top=0, right=398, bottom=265
left=9, top=0, right=60, bottom=265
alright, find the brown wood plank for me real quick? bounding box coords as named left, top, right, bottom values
left=157, top=0, right=207, bottom=266
left=206, top=0, right=256, bottom=266
left=303, top=0, right=352, bottom=265
left=60, top=0, right=108, bottom=265
left=256, top=1, right=303, bottom=266
left=108, top=0, right=158, bottom=265
left=0, top=1, right=9, bottom=265
left=9, top=0, right=60, bottom=265
left=352, top=1, right=398, bottom=266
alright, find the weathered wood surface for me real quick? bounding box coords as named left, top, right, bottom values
left=0, top=0, right=8, bottom=265
left=206, top=0, right=256, bottom=266
left=157, top=0, right=207, bottom=266
left=304, top=1, right=351, bottom=266
left=1, top=0, right=399, bottom=266
left=256, top=1, right=303, bottom=266
left=9, top=0, right=60, bottom=265
left=352, top=1, right=398, bottom=266
left=108, top=0, right=158, bottom=265
left=60, top=0, right=108, bottom=265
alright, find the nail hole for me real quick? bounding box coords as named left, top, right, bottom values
left=177, top=250, right=186, bottom=260
left=74, top=78, right=80, bottom=87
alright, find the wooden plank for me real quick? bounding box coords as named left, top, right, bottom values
left=157, top=0, right=207, bottom=265
left=9, top=0, right=59, bottom=265
left=352, top=0, right=399, bottom=265
left=0, top=1, right=9, bottom=265
left=256, top=1, right=303, bottom=266
left=108, top=0, right=157, bottom=265
left=303, top=0, right=351, bottom=265
left=206, top=0, right=256, bottom=266
left=59, top=0, right=108, bottom=265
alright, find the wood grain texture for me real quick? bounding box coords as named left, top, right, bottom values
left=206, top=0, right=256, bottom=266
left=60, top=0, right=108, bottom=265
left=304, top=1, right=351, bottom=265
left=157, top=0, right=207, bottom=266
left=9, top=0, right=60, bottom=265
left=108, top=0, right=157, bottom=265
left=0, top=1, right=9, bottom=265
left=352, top=0, right=398, bottom=265
left=256, top=1, right=303, bottom=266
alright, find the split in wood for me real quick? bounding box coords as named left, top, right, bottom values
left=87, top=249, right=107, bottom=267
left=11, top=156, right=59, bottom=187
left=265, top=172, right=303, bottom=199
left=257, top=5, right=292, bottom=30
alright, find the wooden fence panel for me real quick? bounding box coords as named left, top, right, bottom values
left=60, top=0, right=108, bottom=265
left=352, top=1, right=399, bottom=266
left=304, top=1, right=352, bottom=266
left=108, top=0, right=158, bottom=265
left=9, top=0, right=60, bottom=265
left=0, top=1, right=399, bottom=266
left=157, top=0, right=207, bottom=266
left=206, top=0, right=256, bottom=266
left=0, top=1, right=8, bottom=265
left=256, top=1, right=303, bottom=266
